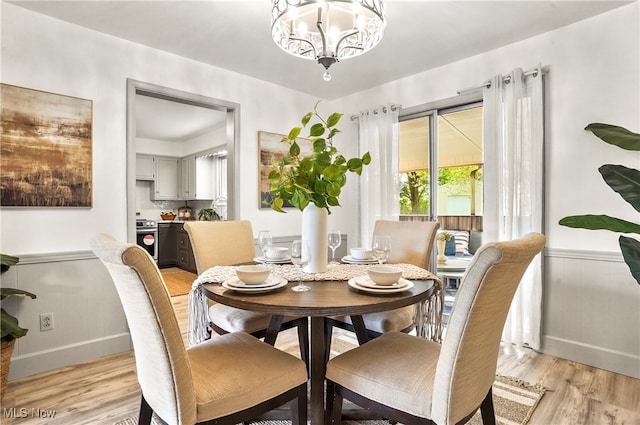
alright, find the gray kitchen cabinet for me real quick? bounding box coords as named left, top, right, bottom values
left=180, top=155, right=214, bottom=200
left=136, top=154, right=155, bottom=180
left=180, top=156, right=197, bottom=200
left=176, top=225, right=196, bottom=273
left=154, top=156, right=180, bottom=200
left=158, top=223, right=177, bottom=268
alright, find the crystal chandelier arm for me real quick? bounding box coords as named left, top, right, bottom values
left=288, top=35, right=318, bottom=57
left=335, top=29, right=362, bottom=57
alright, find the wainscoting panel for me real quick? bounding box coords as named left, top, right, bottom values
left=5, top=254, right=131, bottom=380
left=542, top=249, right=639, bottom=379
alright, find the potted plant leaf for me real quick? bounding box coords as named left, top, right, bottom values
left=559, top=123, right=640, bottom=285
left=198, top=208, right=222, bottom=221
left=1, top=253, right=37, bottom=398
left=265, top=102, right=371, bottom=272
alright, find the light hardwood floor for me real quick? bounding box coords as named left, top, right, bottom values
left=2, top=271, right=639, bottom=425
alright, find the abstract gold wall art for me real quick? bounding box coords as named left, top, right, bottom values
left=1, top=84, right=93, bottom=207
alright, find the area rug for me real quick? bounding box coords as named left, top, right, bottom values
left=115, top=374, right=544, bottom=425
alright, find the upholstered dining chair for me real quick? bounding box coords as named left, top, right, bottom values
left=325, top=232, right=546, bottom=425
left=183, top=221, right=309, bottom=366
left=91, top=233, right=308, bottom=425
left=325, top=220, right=440, bottom=346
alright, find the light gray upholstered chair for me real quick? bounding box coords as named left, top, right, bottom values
left=326, top=220, right=440, bottom=344
left=91, top=233, right=307, bottom=425
left=325, top=232, right=545, bottom=425
left=183, top=221, right=309, bottom=366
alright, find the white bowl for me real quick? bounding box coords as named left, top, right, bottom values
left=367, top=265, right=403, bottom=286
left=264, top=246, right=289, bottom=260
left=350, top=247, right=373, bottom=260
left=236, top=265, right=271, bottom=285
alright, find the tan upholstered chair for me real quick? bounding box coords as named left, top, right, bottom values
left=326, top=220, right=440, bottom=344
left=183, top=221, right=308, bottom=365
left=91, top=233, right=307, bottom=425
left=325, top=232, right=546, bottom=425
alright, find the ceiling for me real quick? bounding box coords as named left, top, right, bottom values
left=9, top=0, right=630, bottom=143
left=10, top=0, right=631, bottom=101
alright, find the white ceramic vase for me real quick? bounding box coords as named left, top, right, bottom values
left=437, top=239, right=447, bottom=264
left=301, top=203, right=328, bottom=273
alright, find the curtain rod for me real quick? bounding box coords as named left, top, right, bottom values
left=350, top=104, right=402, bottom=121
left=456, top=66, right=541, bottom=95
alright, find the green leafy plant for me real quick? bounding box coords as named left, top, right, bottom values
left=559, top=123, right=640, bottom=285
left=198, top=208, right=222, bottom=221
left=1, top=254, right=37, bottom=342
left=266, top=102, right=371, bottom=213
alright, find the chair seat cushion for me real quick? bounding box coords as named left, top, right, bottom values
left=188, top=332, right=308, bottom=421
left=330, top=305, right=415, bottom=334
left=326, top=331, right=440, bottom=419
left=209, top=303, right=299, bottom=334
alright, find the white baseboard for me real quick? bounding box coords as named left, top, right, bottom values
left=9, top=333, right=132, bottom=381
left=542, top=335, right=640, bottom=379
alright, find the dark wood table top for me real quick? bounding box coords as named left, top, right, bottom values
left=202, top=279, right=436, bottom=316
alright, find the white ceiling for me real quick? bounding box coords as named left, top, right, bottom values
left=9, top=0, right=631, bottom=141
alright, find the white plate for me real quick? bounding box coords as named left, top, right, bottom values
left=348, top=277, right=414, bottom=294
left=225, top=276, right=283, bottom=289
left=222, top=277, right=288, bottom=293
left=341, top=255, right=379, bottom=265
left=353, top=276, right=411, bottom=290
left=254, top=256, right=291, bottom=264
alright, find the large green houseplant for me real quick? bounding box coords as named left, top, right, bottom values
left=266, top=102, right=371, bottom=213
left=559, top=123, right=640, bottom=285
left=1, top=253, right=37, bottom=398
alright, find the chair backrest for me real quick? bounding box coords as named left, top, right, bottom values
left=372, top=220, right=440, bottom=269
left=430, top=232, right=545, bottom=425
left=91, top=234, right=197, bottom=425
left=184, top=220, right=256, bottom=274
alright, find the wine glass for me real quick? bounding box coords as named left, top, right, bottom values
left=258, top=230, right=272, bottom=259
left=371, top=235, right=391, bottom=265
left=328, top=230, right=342, bottom=265
left=290, top=240, right=311, bottom=292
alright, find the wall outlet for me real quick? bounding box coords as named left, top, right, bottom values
left=40, top=313, right=54, bottom=331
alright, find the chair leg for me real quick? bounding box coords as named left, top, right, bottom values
left=480, top=387, right=496, bottom=425
left=297, top=317, right=310, bottom=375
left=290, top=382, right=308, bottom=425
left=325, top=380, right=343, bottom=425
left=138, top=394, right=153, bottom=425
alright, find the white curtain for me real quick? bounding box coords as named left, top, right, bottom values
left=483, top=67, right=544, bottom=350
left=355, top=105, right=400, bottom=247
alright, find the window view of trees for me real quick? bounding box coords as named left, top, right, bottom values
left=400, top=165, right=482, bottom=215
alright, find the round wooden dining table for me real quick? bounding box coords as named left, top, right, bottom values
left=202, top=277, right=437, bottom=425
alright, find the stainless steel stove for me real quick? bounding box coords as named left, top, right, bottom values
left=136, top=218, right=158, bottom=261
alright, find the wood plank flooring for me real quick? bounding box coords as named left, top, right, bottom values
left=2, top=270, right=639, bottom=425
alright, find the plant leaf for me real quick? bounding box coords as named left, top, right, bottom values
left=0, top=288, right=37, bottom=301
left=309, top=123, right=325, bottom=137
left=290, top=142, right=300, bottom=156
left=599, top=164, right=640, bottom=213
left=559, top=214, right=640, bottom=233
left=1, top=308, right=28, bottom=340
left=362, top=152, right=372, bottom=165
left=619, top=235, right=640, bottom=285
left=586, top=123, right=640, bottom=151
left=327, top=112, right=342, bottom=127
left=288, top=127, right=301, bottom=140
left=301, top=112, right=313, bottom=127
left=0, top=254, right=19, bottom=274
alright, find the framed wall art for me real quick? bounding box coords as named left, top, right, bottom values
left=258, top=131, right=312, bottom=209
left=1, top=84, right=93, bottom=207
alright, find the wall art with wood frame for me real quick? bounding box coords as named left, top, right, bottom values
left=1, top=84, right=93, bottom=207
left=258, top=131, right=312, bottom=209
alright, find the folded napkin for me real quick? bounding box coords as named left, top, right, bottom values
left=188, top=263, right=443, bottom=346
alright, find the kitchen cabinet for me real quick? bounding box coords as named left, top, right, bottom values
left=180, top=155, right=214, bottom=200
left=158, top=223, right=177, bottom=267
left=136, top=154, right=155, bottom=180
left=177, top=226, right=197, bottom=273
left=154, top=156, right=180, bottom=200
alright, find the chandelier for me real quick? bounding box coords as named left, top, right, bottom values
left=271, top=0, right=386, bottom=81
